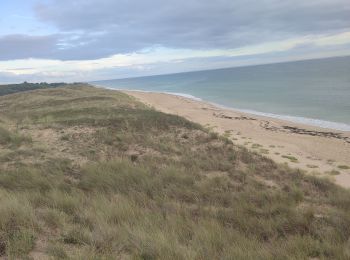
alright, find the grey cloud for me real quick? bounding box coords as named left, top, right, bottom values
left=35, top=0, right=350, bottom=53
left=0, top=33, right=116, bottom=60
left=36, top=0, right=350, bottom=34
left=1, top=0, right=350, bottom=61
left=0, top=34, right=59, bottom=60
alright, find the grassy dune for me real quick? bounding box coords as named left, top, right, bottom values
left=0, top=82, right=69, bottom=96
left=0, top=84, right=349, bottom=259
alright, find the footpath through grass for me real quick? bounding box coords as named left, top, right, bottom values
left=0, top=84, right=349, bottom=259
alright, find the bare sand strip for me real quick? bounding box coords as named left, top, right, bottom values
left=123, top=90, right=350, bottom=188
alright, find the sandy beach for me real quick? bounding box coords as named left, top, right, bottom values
left=123, top=90, right=350, bottom=188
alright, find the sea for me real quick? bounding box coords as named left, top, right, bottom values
left=92, top=56, right=350, bottom=131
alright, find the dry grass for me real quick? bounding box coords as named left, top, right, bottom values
left=282, top=155, right=299, bottom=163
left=0, top=84, right=349, bottom=259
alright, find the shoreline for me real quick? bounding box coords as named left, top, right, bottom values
left=94, top=85, right=350, bottom=132
left=117, top=88, right=350, bottom=188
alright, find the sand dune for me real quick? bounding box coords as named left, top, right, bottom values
left=124, top=90, right=350, bottom=188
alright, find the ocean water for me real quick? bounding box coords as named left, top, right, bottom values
left=92, top=56, right=350, bottom=131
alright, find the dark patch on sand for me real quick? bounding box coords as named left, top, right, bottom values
left=260, top=120, right=350, bottom=143
left=213, top=112, right=257, bottom=121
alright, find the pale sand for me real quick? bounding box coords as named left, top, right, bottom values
left=123, top=90, right=350, bottom=188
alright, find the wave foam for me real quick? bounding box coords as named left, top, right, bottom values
left=94, top=85, right=350, bottom=132
left=220, top=106, right=350, bottom=132
left=161, top=92, right=350, bottom=132
left=163, top=92, right=203, bottom=101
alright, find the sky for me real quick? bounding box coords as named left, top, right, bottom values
left=0, top=0, right=350, bottom=83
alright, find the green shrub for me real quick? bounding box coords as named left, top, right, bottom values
left=0, top=192, right=37, bottom=257
left=282, top=155, right=298, bottom=163
left=0, top=168, right=52, bottom=192
left=0, top=126, right=31, bottom=147
left=6, top=229, right=36, bottom=258
left=46, top=243, right=68, bottom=259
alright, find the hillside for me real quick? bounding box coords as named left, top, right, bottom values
left=0, top=82, right=71, bottom=96
left=0, top=84, right=349, bottom=259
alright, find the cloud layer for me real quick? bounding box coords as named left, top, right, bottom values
left=2, top=0, right=350, bottom=61
left=0, top=0, right=350, bottom=82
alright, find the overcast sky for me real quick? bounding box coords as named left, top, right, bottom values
left=1, top=0, right=350, bottom=83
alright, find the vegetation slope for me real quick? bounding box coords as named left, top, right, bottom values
left=0, top=84, right=349, bottom=259
left=0, top=82, right=70, bottom=96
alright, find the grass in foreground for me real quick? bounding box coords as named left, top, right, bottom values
left=0, top=84, right=349, bottom=259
